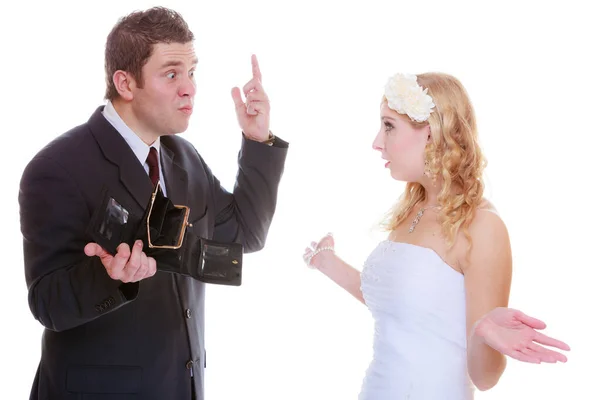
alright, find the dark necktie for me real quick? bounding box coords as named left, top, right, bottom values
left=146, top=147, right=159, bottom=187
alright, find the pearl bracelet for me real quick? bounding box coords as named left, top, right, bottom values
left=307, top=246, right=335, bottom=269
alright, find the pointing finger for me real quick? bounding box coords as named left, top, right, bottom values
left=251, top=54, right=262, bottom=81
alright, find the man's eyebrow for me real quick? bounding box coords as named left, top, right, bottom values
left=160, top=58, right=198, bottom=69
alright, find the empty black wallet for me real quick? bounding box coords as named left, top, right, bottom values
left=86, top=183, right=243, bottom=286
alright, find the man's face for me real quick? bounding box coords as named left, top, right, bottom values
left=130, top=42, right=197, bottom=138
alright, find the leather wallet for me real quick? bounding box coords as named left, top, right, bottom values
left=86, top=183, right=243, bottom=286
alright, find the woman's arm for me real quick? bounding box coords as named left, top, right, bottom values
left=464, top=208, right=570, bottom=391
left=304, top=234, right=365, bottom=304
left=463, top=209, right=512, bottom=391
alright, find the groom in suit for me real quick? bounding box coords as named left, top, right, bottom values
left=18, top=7, right=287, bottom=400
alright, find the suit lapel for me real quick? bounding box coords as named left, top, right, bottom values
left=160, top=142, right=189, bottom=207
left=88, top=106, right=154, bottom=210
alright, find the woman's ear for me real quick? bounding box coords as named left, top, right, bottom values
left=422, top=124, right=432, bottom=143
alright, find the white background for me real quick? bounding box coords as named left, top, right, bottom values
left=1, top=0, right=598, bottom=399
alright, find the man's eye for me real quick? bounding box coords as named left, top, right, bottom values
left=167, top=72, right=176, bottom=79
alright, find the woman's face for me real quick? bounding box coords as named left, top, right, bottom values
left=373, top=103, right=430, bottom=182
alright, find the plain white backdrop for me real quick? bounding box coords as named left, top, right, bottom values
left=1, top=0, right=598, bottom=399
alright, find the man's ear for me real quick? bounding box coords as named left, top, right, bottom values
left=113, top=70, right=136, bottom=101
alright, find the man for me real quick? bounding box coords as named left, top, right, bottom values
left=19, top=7, right=287, bottom=400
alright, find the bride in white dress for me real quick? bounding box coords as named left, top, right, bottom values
left=303, top=73, right=570, bottom=399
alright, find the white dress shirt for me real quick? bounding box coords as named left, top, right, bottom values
left=101, top=101, right=167, bottom=196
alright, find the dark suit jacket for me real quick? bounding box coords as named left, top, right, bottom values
left=19, top=106, right=288, bottom=399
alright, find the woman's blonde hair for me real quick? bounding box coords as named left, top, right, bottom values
left=382, top=72, right=487, bottom=251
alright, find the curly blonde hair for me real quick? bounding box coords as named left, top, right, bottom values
left=382, top=73, right=487, bottom=251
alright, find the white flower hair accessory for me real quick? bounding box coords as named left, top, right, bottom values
left=384, top=73, right=435, bottom=123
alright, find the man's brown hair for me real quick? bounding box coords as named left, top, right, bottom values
left=104, top=7, right=194, bottom=101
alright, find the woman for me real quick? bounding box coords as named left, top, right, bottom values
left=303, top=73, right=569, bottom=399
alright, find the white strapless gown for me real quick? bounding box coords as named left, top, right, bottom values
left=358, top=240, right=474, bottom=400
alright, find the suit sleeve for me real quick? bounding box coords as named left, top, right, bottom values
left=208, top=135, right=288, bottom=252
left=19, top=156, right=139, bottom=332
